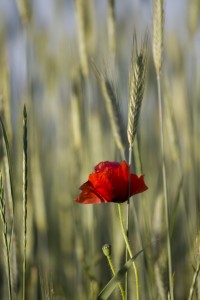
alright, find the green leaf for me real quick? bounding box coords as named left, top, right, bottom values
left=169, top=175, right=183, bottom=239
left=97, top=249, right=144, bottom=300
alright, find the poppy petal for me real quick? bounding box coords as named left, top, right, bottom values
left=74, top=181, right=107, bottom=204
left=88, top=173, right=115, bottom=202
left=130, top=174, right=148, bottom=196
left=119, top=160, right=130, bottom=181
left=74, top=161, right=148, bottom=204
left=94, top=161, right=120, bottom=173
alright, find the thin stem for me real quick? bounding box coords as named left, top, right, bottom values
left=107, top=255, right=125, bottom=300
left=4, top=232, right=12, bottom=300
left=157, top=74, right=174, bottom=300
left=0, top=184, right=12, bottom=300
left=23, top=106, right=28, bottom=300
left=133, top=136, right=142, bottom=175
left=125, top=144, right=132, bottom=299
left=118, top=203, right=139, bottom=300
left=188, top=259, right=200, bottom=300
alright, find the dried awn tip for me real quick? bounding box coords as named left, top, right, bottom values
left=127, top=36, right=148, bottom=146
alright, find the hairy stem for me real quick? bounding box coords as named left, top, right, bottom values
left=108, top=255, right=125, bottom=300
left=118, top=203, right=139, bottom=300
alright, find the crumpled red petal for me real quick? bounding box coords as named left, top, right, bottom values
left=94, top=161, right=120, bottom=173
left=130, top=174, right=148, bottom=196
left=74, top=160, right=148, bottom=204
left=75, top=181, right=107, bottom=204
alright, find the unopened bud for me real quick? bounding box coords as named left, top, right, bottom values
left=102, top=244, right=112, bottom=257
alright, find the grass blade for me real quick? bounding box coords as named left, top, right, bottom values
left=97, top=249, right=144, bottom=300
left=0, top=116, right=14, bottom=251
left=169, top=176, right=183, bottom=239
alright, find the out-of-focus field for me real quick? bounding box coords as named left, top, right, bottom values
left=0, top=0, right=200, bottom=299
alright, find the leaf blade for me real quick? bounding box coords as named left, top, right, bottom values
left=97, top=249, right=144, bottom=300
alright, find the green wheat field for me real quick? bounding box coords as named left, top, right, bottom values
left=0, top=0, right=200, bottom=299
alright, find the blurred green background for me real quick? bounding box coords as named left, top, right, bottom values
left=0, top=0, right=200, bottom=299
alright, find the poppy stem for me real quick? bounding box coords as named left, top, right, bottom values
left=118, top=203, right=139, bottom=300
left=107, top=256, right=125, bottom=300
left=102, top=244, right=125, bottom=300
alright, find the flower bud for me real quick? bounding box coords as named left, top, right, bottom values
left=102, top=244, right=112, bottom=257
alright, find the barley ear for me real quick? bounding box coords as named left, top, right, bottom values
left=127, top=35, right=148, bottom=146
left=91, top=61, right=125, bottom=159
left=152, top=0, right=164, bottom=75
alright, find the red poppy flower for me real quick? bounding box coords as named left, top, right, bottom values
left=75, top=160, right=148, bottom=204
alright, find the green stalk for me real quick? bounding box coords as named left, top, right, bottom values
left=4, top=227, right=12, bottom=300
left=157, top=75, right=173, bottom=300
left=118, top=203, right=139, bottom=300
left=107, top=256, right=125, bottom=300
left=0, top=178, right=12, bottom=300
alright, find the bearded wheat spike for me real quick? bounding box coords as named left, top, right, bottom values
left=92, top=62, right=125, bottom=158
left=152, top=0, right=164, bottom=75
left=74, top=0, right=89, bottom=78
left=16, top=0, right=31, bottom=25
left=107, top=0, right=116, bottom=56
left=127, top=36, right=148, bottom=146
left=188, top=0, right=200, bottom=35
